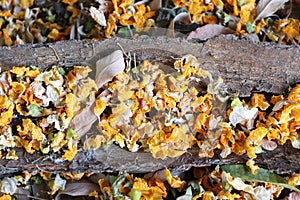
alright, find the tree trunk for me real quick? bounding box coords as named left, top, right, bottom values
left=0, top=35, right=300, bottom=177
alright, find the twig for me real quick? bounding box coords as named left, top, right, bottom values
left=49, top=45, right=60, bottom=62
left=26, top=195, right=50, bottom=200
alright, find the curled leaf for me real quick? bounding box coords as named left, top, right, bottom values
left=0, top=177, right=17, bottom=195
left=95, top=50, right=125, bottom=88
left=164, top=168, right=186, bottom=191
left=255, top=0, right=289, bottom=22
left=90, top=6, right=107, bottom=27
left=229, top=106, right=258, bottom=130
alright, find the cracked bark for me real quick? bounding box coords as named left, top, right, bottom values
left=0, top=35, right=300, bottom=177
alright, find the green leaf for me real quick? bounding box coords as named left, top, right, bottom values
left=111, top=173, right=128, bottom=198
left=40, top=145, right=50, bottom=154
left=28, top=104, right=41, bottom=117
left=223, top=13, right=231, bottom=25
left=31, top=175, right=43, bottom=184
left=222, top=180, right=231, bottom=193
left=30, top=65, right=38, bottom=70
left=231, top=96, right=243, bottom=108
left=221, top=164, right=300, bottom=192
left=85, top=21, right=94, bottom=33
left=216, top=5, right=223, bottom=11
left=46, top=14, right=56, bottom=23
left=66, top=128, right=78, bottom=140
left=238, top=0, right=245, bottom=6
left=128, top=189, right=141, bottom=200
left=117, top=27, right=132, bottom=38
left=245, top=21, right=255, bottom=33
left=216, top=11, right=230, bottom=26
left=253, top=145, right=263, bottom=154
left=57, top=67, right=66, bottom=76
left=0, top=17, right=5, bottom=24
left=47, top=132, right=54, bottom=141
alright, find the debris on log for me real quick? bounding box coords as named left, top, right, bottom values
left=0, top=35, right=300, bottom=177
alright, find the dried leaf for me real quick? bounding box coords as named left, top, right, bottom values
left=149, top=0, right=161, bottom=11
left=229, top=106, right=258, bottom=130
left=90, top=6, right=107, bottom=27
left=167, top=12, right=191, bottom=38
left=95, top=50, right=125, bottom=88
left=0, top=177, right=17, bottom=195
left=55, top=182, right=99, bottom=200
left=69, top=106, right=96, bottom=138
left=70, top=50, right=125, bottom=138
left=261, top=138, right=277, bottom=151
left=164, top=168, right=186, bottom=191
left=48, top=174, right=66, bottom=195
left=255, top=0, right=289, bottom=22
left=187, top=24, right=234, bottom=40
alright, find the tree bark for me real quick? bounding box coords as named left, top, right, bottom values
left=0, top=35, right=300, bottom=177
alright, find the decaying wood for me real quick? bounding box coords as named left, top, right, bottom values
left=0, top=35, right=300, bottom=176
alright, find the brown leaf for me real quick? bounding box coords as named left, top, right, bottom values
left=187, top=24, right=234, bottom=41
left=149, top=0, right=162, bottom=11
left=55, top=181, right=99, bottom=200
left=70, top=50, right=125, bottom=138
left=70, top=106, right=97, bottom=138
left=167, top=12, right=192, bottom=38
left=95, top=50, right=125, bottom=88
left=261, top=138, right=277, bottom=151
left=255, top=0, right=289, bottom=22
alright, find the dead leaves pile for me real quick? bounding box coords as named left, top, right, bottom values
left=0, top=166, right=299, bottom=199
left=0, top=65, right=97, bottom=161
left=0, top=50, right=299, bottom=198
left=91, top=56, right=210, bottom=159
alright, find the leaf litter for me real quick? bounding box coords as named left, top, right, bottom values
left=0, top=0, right=300, bottom=199
left=0, top=48, right=297, bottom=198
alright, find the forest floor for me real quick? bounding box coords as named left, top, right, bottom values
left=0, top=0, right=300, bottom=199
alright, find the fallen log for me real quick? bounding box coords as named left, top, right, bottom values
left=0, top=35, right=300, bottom=177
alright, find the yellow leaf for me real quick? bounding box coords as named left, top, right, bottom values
left=51, top=132, right=67, bottom=152
left=164, top=168, right=186, bottom=191
left=0, top=105, right=14, bottom=127
left=2, top=29, right=12, bottom=46
left=251, top=93, right=270, bottom=110
left=0, top=194, right=12, bottom=200
left=132, top=177, right=167, bottom=199
left=5, top=150, right=18, bottom=160
left=62, top=139, right=78, bottom=161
